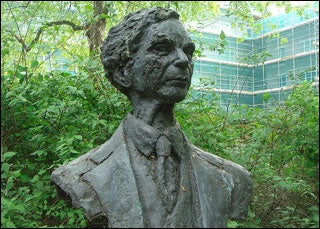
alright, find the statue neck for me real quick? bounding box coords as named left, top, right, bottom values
left=131, top=95, right=175, bottom=130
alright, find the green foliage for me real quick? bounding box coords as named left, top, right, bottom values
left=242, top=50, right=272, bottom=65
left=1, top=56, right=129, bottom=227
left=208, top=30, right=228, bottom=55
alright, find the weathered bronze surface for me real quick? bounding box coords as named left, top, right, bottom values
left=51, top=7, right=252, bottom=228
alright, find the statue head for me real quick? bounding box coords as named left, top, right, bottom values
left=100, top=7, right=195, bottom=104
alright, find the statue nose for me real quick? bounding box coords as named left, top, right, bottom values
left=174, top=48, right=189, bottom=68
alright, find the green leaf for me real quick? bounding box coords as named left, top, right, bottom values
left=68, top=86, right=77, bottom=93
left=27, top=163, right=36, bottom=170
left=30, top=175, right=39, bottom=183
left=3, top=221, right=16, bottom=228
left=17, top=65, right=28, bottom=72
left=14, top=205, right=26, bottom=212
left=31, top=150, right=47, bottom=157
left=31, top=60, right=39, bottom=68
left=84, top=4, right=93, bottom=11
left=227, top=220, right=239, bottom=228
left=99, top=13, right=111, bottom=19
left=262, top=93, right=270, bottom=102
left=6, top=176, right=14, bottom=191
left=1, top=48, right=9, bottom=56
left=220, top=30, right=226, bottom=40
left=2, top=151, right=17, bottom=162
left=273, top=175, right=282, bottom=181
left=61, top=72, right=71, bottom=76
left=12, top=169, right=21, bottom=178
left=18, top=174, right=30, bottom=183
left=1, top=163, right=10, bottom=173
left=74, top=135, right=82, bottom=141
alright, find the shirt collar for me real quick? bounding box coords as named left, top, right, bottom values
left=123, top=113, right=180, bottom=157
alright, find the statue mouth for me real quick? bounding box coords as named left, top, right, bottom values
left=165, top=78, right=189, bottom=87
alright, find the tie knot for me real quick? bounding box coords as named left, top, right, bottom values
left=155, top=135, right=172, bottom=157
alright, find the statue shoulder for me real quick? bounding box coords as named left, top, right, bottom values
left=51, top=123, right=125, bottom=184
left=192, top=145, right=252, bottom=221
left=192, top=145, right=224, bottom=168
left=51, top=145, right=103, bottom=219
left=193, top=145, right=251, bottom=181
left=51, top=122, right=127, bottom=220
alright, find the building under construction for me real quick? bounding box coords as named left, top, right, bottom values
left=191, top=3, right=319, bottom=108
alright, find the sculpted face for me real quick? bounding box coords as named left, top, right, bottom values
left=129, top=19, right=195, bottom=104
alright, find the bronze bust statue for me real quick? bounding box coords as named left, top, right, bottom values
left=51, top=7, right=252, bottom=228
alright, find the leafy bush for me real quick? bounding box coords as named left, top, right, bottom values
left=1, top=60, right=129, bottom=227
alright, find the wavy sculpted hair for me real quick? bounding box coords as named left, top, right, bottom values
left=100, top=7, right=180, bottom=97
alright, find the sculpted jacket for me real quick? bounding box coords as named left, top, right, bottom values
left=51, top=113, right=252, bottom=228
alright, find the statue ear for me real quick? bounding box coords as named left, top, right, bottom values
left=113, top=69, right=132, bottom=89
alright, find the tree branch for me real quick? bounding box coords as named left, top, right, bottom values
left=14, top=20, right=90, bottom=53
left=13, top=34, right=28, bottom=51
left=45, top=20, right=90, bottom=31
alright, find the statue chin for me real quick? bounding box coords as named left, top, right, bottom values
left=157, top=85, right=190, bottom=104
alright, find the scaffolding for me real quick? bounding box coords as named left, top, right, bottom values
left=191, top=5, right=319, bottom=109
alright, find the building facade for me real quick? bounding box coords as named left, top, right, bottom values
left=191, top=5, right=319, bottom=108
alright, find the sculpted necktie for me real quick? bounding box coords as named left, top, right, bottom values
left=155, top=134, right=179, bottom=213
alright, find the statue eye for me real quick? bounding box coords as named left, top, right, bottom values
left=153, top=43, right=169, bottom=52
left=183, top=43, right=195, bottom=60
left=184, top=50, right=193, bottom=60
left=184, top=48, right=194, bottom=60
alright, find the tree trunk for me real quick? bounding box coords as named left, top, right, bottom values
left=85, top=1, right=108, bottom=56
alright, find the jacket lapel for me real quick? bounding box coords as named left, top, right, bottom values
left=82, top=121, right=145, bottom=227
